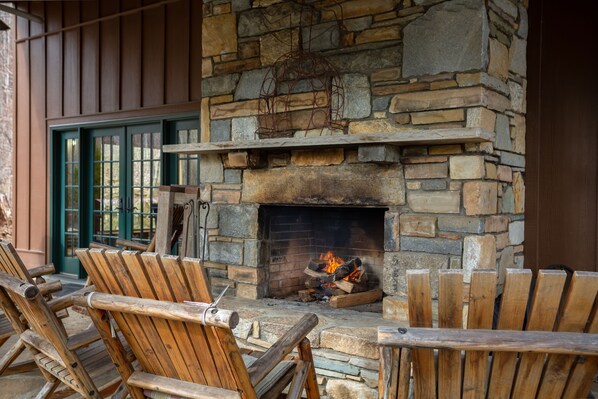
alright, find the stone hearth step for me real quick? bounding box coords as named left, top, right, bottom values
left=220, top=296, right=407, bottom=398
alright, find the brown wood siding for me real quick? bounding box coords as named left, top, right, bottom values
left=12, top=0, right=201, bottom=265
left=526, top=1, right=598, bottom=272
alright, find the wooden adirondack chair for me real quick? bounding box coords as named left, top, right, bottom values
left=92, top=185, right=202, bottom=258
left=74, top=248, right=321, bottom=399
left=0, top=241, right=123, bottom=398
left=378, top=268, right=598, bottom=399
left=0, top=261, right=62, bottom=375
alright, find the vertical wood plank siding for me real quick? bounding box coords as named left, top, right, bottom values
left=13, top=0, right=201, bottom=265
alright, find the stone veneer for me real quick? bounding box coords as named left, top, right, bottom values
left=199, top=0, right=527, bottom=396
left=0, top=11, right=13, bottom=239
left=0, top=11, right=12, bottom=197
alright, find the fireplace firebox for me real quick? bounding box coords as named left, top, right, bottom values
left=260, top=206, right=386, bottom=299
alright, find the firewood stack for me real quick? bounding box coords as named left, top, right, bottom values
left=299, top=255, right=383, bottom=308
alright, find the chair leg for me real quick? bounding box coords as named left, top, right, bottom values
left=287, top=360, right=310, bottom=399
left=298, top=338, right=320, bottom=399
left=0, top=338, right=28, bottom=375
left=35, top=379, right=61, bottom=399
left=110, top=383, right=130, bottom=399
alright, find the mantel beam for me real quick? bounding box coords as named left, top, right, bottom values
left=162, top=128, right=494, bottom=155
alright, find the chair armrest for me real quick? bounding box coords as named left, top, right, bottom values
left=115, top=238, right=148, bottom=251
left=28, top=263, right=55, bottom=278
left=47, top=285, right=96, bottom=313
left=38, top=280, right=62, bottom=296
left=72, top=291, right=239, bottom=329
left=128, top=371, right=242, bottom=399
left=247, top=313, right=318, bottom=386
left=89, top=242, right=118, bottom=250
left=377, top=327, right=598, bottom=356
left=67, top=325, right=101, bottom=350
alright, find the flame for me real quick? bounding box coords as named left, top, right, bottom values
left=320, top=250, right=344, bottom=274
left=319, top=250, right=361, bottom=282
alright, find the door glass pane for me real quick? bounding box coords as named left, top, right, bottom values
left=63, top=138, right=79, bottom=259
left=176, top=128, right=200, bottom=185
left=130, top=129, right=161, bottom=245
left=92, top=134, right=120, bottom=246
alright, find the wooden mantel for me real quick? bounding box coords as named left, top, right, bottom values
left=162, top=127, right=494, bottom=155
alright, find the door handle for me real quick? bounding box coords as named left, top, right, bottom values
left=126, top=197, right=138, bottom=213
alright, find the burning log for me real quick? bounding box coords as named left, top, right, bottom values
left=303, top=266, right=367, bottom=294
left=304, top=277, right=322, bottom=289
left=308, top=259, right=327, bottom=272
left=329, top=289, right=383, bottom=308
left=298, top=290, right=316, bottom=302
left=299, top=251, right=376, bottom=304
left=332, top=258, right=362, bottom=280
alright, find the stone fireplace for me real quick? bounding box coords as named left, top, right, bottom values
left=165, top=0, right=527, bottom=311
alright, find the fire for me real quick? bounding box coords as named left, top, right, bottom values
left=320, top=250, right=344, bottom=274
left=319, top=251, right=362, bottom=282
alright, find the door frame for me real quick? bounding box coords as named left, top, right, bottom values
left=49, top=113, right=199, bottom=277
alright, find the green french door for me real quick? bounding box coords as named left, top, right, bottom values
left=90, top=124, right=161, bottom=247
left=57, top=133, right=81, bottom=275
left=53, top=116, right=200, bottom=277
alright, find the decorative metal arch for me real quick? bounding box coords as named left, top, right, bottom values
left=257, top=50, right=345, bottom=138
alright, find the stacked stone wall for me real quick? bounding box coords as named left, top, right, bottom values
left=200, top=0, right=527, bottom=291
left=198, top=1, right=527, bottom=396
left=0, top=10, right=13, bottom=239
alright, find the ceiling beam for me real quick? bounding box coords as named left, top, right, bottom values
left=0, top=4, right=43, bottom=24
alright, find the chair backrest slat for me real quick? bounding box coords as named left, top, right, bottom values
left=535, top=271, right=598, bottom=398
left=159, top=255, right=225, bottom=387
left=113, top=251, right=192, bottom=379
left=562, top=311, right=598, bottom=398
left=77, top=249, right=256, bottom=398
left=0, top=242, right=33, bottom=282
left=407, top=270, right=435, bottom=399
left=81, top=249, right=170, bottom=377
left=462, top=270, right=495, bottom=399
left=437, top=270, right=463, bottom=399
left=129, top=253, right=208, bottom=384
left=486, top=269, right=532, bottom=398
left=178, top=255, right=257, bottom=395
left=511, top=269, right=567, bottom=397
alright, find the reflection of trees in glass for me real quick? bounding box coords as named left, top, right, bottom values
left=92, top=137, right=119, bottom=240
left=64, top=138, right=80, bottom=255
left=130, top=132, right=160, bottom=239
left=177, top=129, right=200, bottom=185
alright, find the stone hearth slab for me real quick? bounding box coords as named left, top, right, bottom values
left=220, top=296, right=405, bottom=360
